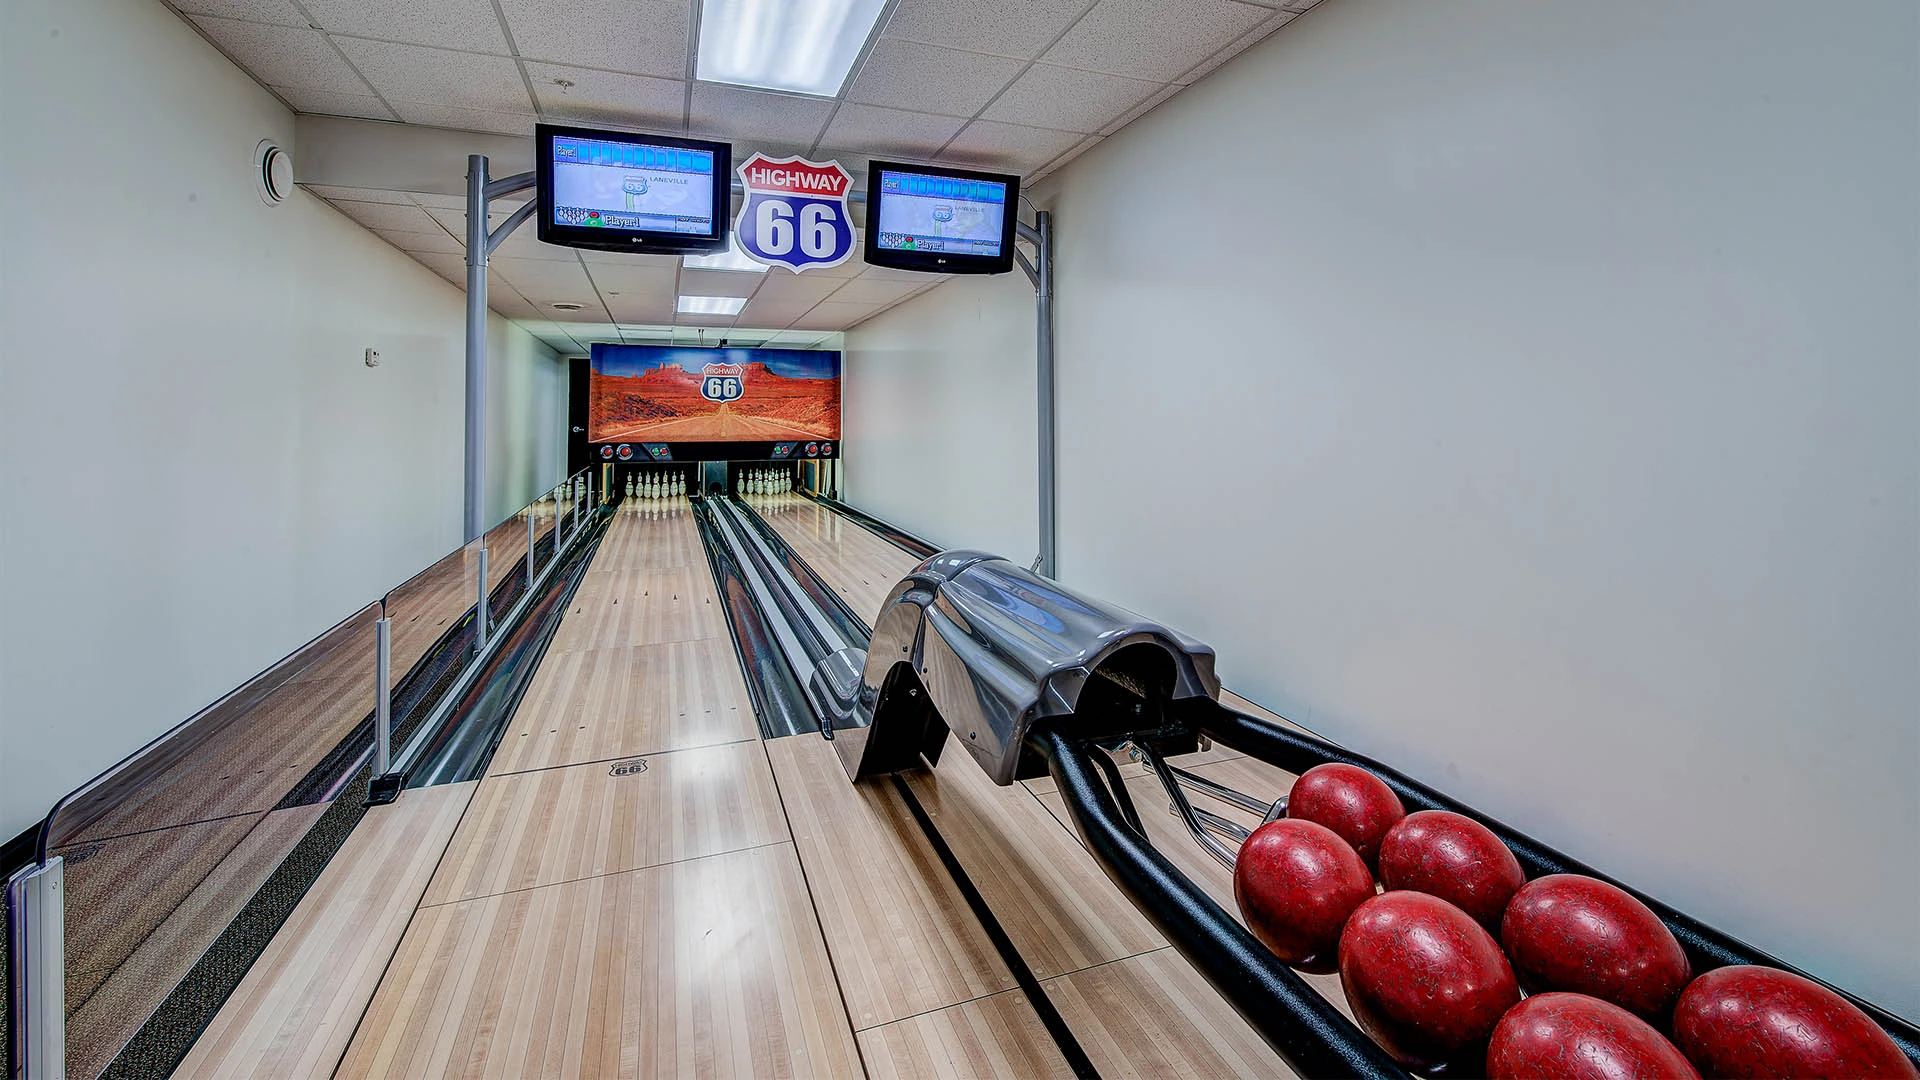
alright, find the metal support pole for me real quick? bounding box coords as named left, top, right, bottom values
left=463, top=154, right=489, bottom=543
left=8, top=857, right=66, bottom=1080
left=1034, top=209, right=1057, bottom=578
left=527, top=510, right=537, bottom=590
left=475, top=547, right=490, bottom=649
left=373, top=616, right=392, bottom=775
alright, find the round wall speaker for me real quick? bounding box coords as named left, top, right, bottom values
left=255, top=140, right=293, bottom=205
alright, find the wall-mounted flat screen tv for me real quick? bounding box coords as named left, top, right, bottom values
left=537, top=124, right=731, bottom=255
left=589, top=345, right=841, bottom=445
left=864, top=161, right=1019, bottom=275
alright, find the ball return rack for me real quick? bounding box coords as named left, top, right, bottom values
left=811, top=551, right=1920, bottom=1079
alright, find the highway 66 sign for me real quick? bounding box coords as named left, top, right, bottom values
left=736, top=153, right=855, bottom=272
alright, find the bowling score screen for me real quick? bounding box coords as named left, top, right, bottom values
left=549, top=135, right=716, bottom=236
left=873, top=169, right=1008, bottom=257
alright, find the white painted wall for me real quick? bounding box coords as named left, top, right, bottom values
left=844, top=0, right=1919, bottom=1018
left=841, top=272, right=1038, bottom=559
left=0, top=0, right=565, bottom=839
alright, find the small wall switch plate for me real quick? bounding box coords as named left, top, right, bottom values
left=365, top=348, right=381, bottom=368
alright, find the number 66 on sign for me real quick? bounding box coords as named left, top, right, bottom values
left=736, top=153, right=856, bottom=272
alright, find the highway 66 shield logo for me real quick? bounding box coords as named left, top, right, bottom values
left=736, top=153, right=855, bottom=272
left=700, top=361, right=745, bottom=402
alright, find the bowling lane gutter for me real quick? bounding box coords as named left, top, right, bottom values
left=797, top=490, right=939, bottom=560
left=729, top=494, right=1104, bottom=1078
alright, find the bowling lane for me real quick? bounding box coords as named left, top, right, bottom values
left=758, top=495, right=1306, bottom=1077
left=335, top=502, right=867, bottom=1077
left=749, top=491, right=924, bottom=626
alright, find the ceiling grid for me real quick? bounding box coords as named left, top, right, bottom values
left=169, top=0, right=1326, bottom=349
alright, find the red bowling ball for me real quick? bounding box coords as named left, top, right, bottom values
left=1487, top=993, right=1701, bottom=1080
left=1377, top=809, right=1526, bottom=934
left=1501, top=874, right=1691, bottom=1020
left=1287, top=763, right=1405, bottom=869
left=1233, top=818, right=1375, bottom=972
left=1671, top=966, right=1918, bottom=1079
left=1338, top=891, right=1520, bottom=1070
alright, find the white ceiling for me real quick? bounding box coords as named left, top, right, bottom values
left=170, top=0, right=1326, bottom=350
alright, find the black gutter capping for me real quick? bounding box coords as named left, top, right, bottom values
left=1039, top=729, right=1408, bottom=1080
left=800, top=491, right=939, bottom=559
left=890, top=775, right=1101, bottom=1080
left=730, top=497, right=870, bottom=646
left=691, top=496, right=818, bottom=739
left=402, top=514, right=604, bottom=788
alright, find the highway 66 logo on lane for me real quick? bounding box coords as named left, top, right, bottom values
left=736, top=153, right=855, bottom=272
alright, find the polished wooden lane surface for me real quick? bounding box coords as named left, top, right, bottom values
left=903, top=748, right=1167, bottom=979
left=765, top=734, right=1015, bottom=1030
left=750, top=493, right=923, bottom=626
left=550, top=565, right=731, bottom=651
left=422, top=741, right=788, bottom=907
left=335, top=506, right=865, bottom=1077
left=174, top=784, right=475, bottom=1080
left=490, top=637, right=757, bottom=773
left=1047, top=949, right=1295, bottom=1078
left=337, top=845, right=862, bottom=1079
left=857, top=989, right=1075, bottom=1080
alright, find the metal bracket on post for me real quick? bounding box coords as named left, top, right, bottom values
left=1015, top=211, right=1056, bottom=578
left=8, top=856, right=66, bottom=1080
left=462, top=155, right=538, bottom=544
left=527, top=511, right=537, bottom=590
left=475, top=547, right=490, bottom=650
left=374, top=616, right=392, bottom=775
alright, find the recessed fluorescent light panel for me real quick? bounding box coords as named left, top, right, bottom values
left=677, top=295, right=748, bottom=315
left=683, top=237, right=769, bottom=272
left=696, top=0, right=890, bottom=97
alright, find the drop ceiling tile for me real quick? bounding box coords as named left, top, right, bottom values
left=828, top=277, right=925, bottom=305
left=577, top=248, right=684, bottom=270
left=526, top=62, right=685, bottom=129
left=938, top=120, right=1082, bottom=175
left=1098, top=82, right=1180, bottom=135
left=789, top=301, right=882, bottom=331
left=302, top=0, right=509, bottom=54
left=676, top=267, right=764, bottom=299
left=1031, top=133, right=1102, bottom=180
left=751, top=273, right=847, bottom=304
left=979, top=63, right=1158, bottom=134
left=818, top=105, right=965, bottom=160
left=172, top=0, right=307, bottom=26
left=383, top=228, right=465, bottom=255
left=499, top=0, right=689, bottom=79
left=880, top=0, right=1095, bottom=61
left=335, top=38, right=531, bottom=113
left=584, top=260, right=680, bottom=295
left=674, top=313, right=738, bottom=329
left=270, top=85, right=398, bottom=120
left=304, top=184, right=414, bottom=205
left=1042, top=0, right=1266, bottom=83
left=855, top=263, right=942, bottom=283
left=407, top=251, right=470, bottom=285
left=688, top=85, right=836, bottom=147
left=846, top=40, right=1025, bottom=118
left=189, top=16, right=371, bottom=96
left=331, top=199, right=446, bottom=232
left=488, top=289, right=546, bottom=319
left=1177, top=9, right=1296, bottom=84
left=490, top=256, right=597, bottom=301
left=424, top=205, right=516, bottom=234
left=736, top=299, right=811, bottom=327
left=393, top=103, right=538, bottom=136
left=605, top=293, right=676, bottom=324
left=491, top=229, right=580, bottom=262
